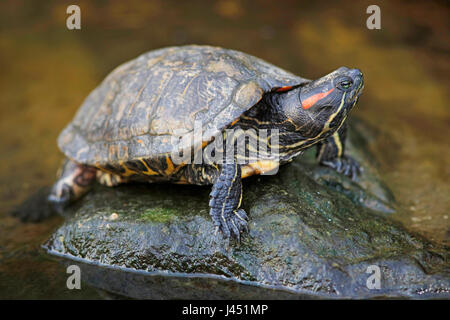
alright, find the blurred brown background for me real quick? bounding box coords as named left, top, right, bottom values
left=0, top=0, right=449, bottom=298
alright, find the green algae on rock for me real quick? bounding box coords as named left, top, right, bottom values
left=42, top=120, right=449, bottom=299
left=139, top=208, right=178, bottom=223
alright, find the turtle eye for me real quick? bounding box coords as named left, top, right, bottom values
left=338, top=79, right=353, bottom=90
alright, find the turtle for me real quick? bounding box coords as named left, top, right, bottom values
left=47, top=45, right=364, bottom=240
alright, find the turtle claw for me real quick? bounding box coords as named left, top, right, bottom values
left=322, top=156, right=362, bottom=181
left=228, top=209, right=250, bottom=242
left=209, top=163, right=249, bottom=242
left=211, top=208, right=249, bottom=242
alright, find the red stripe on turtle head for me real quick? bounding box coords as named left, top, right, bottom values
left=275, top=86, right=293, bottom=93
left=301, top=88, right=335, bottom=109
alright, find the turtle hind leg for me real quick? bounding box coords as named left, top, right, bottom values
left=96, top=171, right=127, bottom=187
left=47, top=159, right=97, bottom=211
left=209, top=163, right=249, bottom=241
left=11, top=186, right=55, bottom=222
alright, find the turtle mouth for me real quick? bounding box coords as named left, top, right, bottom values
left=346, top=85, right=363, bottom=112
left=358, top=82, right=364, bottom=95
left=351, top=79, right=364, bottom=102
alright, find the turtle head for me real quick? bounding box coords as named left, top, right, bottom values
left=282, top=67, right=363, bottom=140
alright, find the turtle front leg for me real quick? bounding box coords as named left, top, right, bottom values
left=48, top=159, right=97, bottom=210
left=316, top=124, right=362, bottom=180
left=209, top=162, right=249, bottom=241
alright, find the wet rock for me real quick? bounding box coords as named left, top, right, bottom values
left=43, top=120, right=450, bottom=299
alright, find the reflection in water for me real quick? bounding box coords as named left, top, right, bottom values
left=0, top=0, right=448, bottom=298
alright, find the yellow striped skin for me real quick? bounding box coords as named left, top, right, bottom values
left=333, top=132, right=343, bottom=158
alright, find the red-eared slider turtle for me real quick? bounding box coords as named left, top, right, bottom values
left=47, top=45, right=364, bottom=240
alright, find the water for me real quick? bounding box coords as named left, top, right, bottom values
left=0, top=0, right=448, bottom=298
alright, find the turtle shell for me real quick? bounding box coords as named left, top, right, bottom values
left=58, top=45, right=308, bottom=166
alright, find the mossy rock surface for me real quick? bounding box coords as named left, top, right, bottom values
left=43, top=120, right=450, bottom=299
